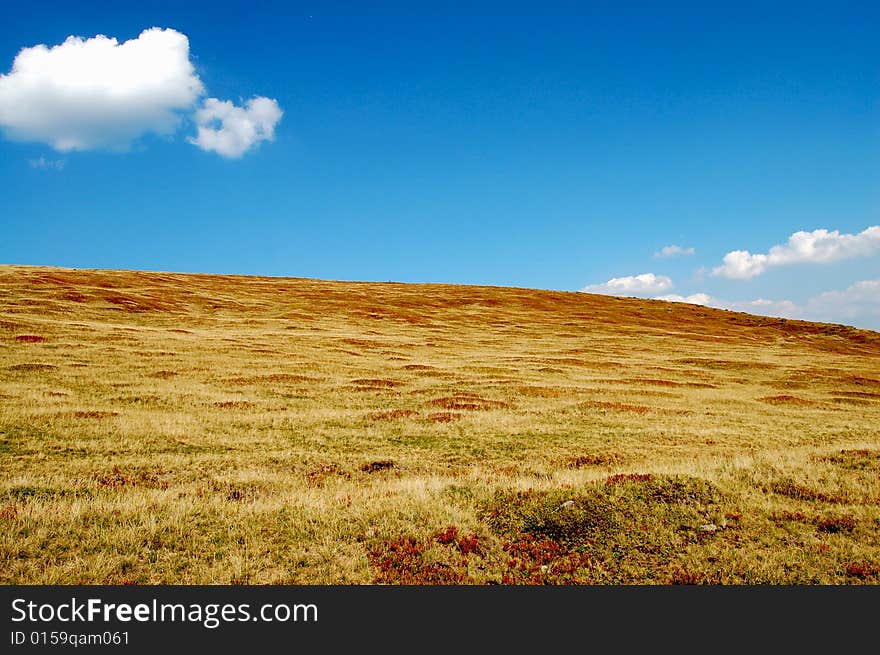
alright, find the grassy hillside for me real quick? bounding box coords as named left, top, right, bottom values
left=1, top=265, right=879, bottom=584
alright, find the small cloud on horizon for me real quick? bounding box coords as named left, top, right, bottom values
left=653, top=244, right=695, bottom=258
left=581, top=272, right=673, bottom=297
left=655, top=292, right=799, bottom=318
left=654, top=279, right=880, bottom=330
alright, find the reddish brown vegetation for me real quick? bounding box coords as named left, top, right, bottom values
left=0, top=506, right=18, bottom=520
left=212, top=401, right=253, bottom=409
left=367, top=536, right=468, bottom=585
left=361, top=460, right=394, bottom=473
left=816, top=515, right=857, bottom=534
left=15, top=335, right=45, bottom=343
left=367, top=526, right=484, bottom=584
left=844, top=562, right=880, bottom=580
left=500, top=534, right=595, bottom=585
left=434, top=526, right=483, bottom=556
left=770, top=510, right=810, bottom=524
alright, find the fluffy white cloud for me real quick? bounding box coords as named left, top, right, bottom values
left=0, top=28, right=203, bottom=151
left=581, top=273, right=673, bottom=296
left=712, top=226, right=880, bottom=280
left=654, top=245, right=695, bottom=258
left=188, top=97, right=283, bottom=158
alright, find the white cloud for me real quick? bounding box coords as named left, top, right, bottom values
left=655, top=292, right=800, bottom=318
left=654, top=293, right=713, bottom=305
left=27, top=155, right=65, bottom=170
left=654, top=281, right=880, bottom=330
left=717, top=297, right=800, bottom=317
left=804, top=280, right=880, bottom=325
left=654, top=244, right=695, bottom=258
left=188, top=96, right=283, bottom=158
left=712, top=226, right=880, bottom=280
left=0, top=28, right=204, bottom=151
left=581, top=273, right=673, bottom=297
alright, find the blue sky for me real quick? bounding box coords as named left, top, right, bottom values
left=1, top=1, right=878, bottom=328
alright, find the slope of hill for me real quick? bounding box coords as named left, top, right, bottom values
left=1, top=265, right=878, bottom=584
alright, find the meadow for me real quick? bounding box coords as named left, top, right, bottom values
left=1, top=264, right=878, bottom=584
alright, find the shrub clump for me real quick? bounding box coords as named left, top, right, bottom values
left=480, top=474, right=728, bottom=584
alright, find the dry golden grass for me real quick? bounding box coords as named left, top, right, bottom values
left=1, top=264, right=878, bottom=584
